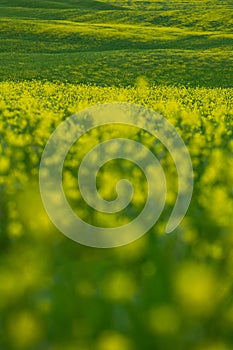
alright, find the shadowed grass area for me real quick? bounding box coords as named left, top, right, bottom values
left=0, top=48, right=232, bottom=87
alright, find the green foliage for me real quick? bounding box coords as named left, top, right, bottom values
left=0, top=81, right=233, bottom=349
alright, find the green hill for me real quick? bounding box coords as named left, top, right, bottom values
left=0, top=0, right=232, bottom=85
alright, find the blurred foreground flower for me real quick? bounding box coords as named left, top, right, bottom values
left=174, top=262, right=222, bottom=315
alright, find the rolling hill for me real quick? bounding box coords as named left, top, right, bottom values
left=0, top=0, right=232, bottom=86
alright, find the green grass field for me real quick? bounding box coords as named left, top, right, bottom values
left=0, top=1, right=233, bottom=350
left=0, top=0, right=233, bottom=86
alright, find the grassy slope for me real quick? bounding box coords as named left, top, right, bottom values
left=0, top=0, right=232, bottom=86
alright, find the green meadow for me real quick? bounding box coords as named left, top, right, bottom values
left=0, top=0, right=233, bottom=86
left=0, top=1, right=233, bottom=350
